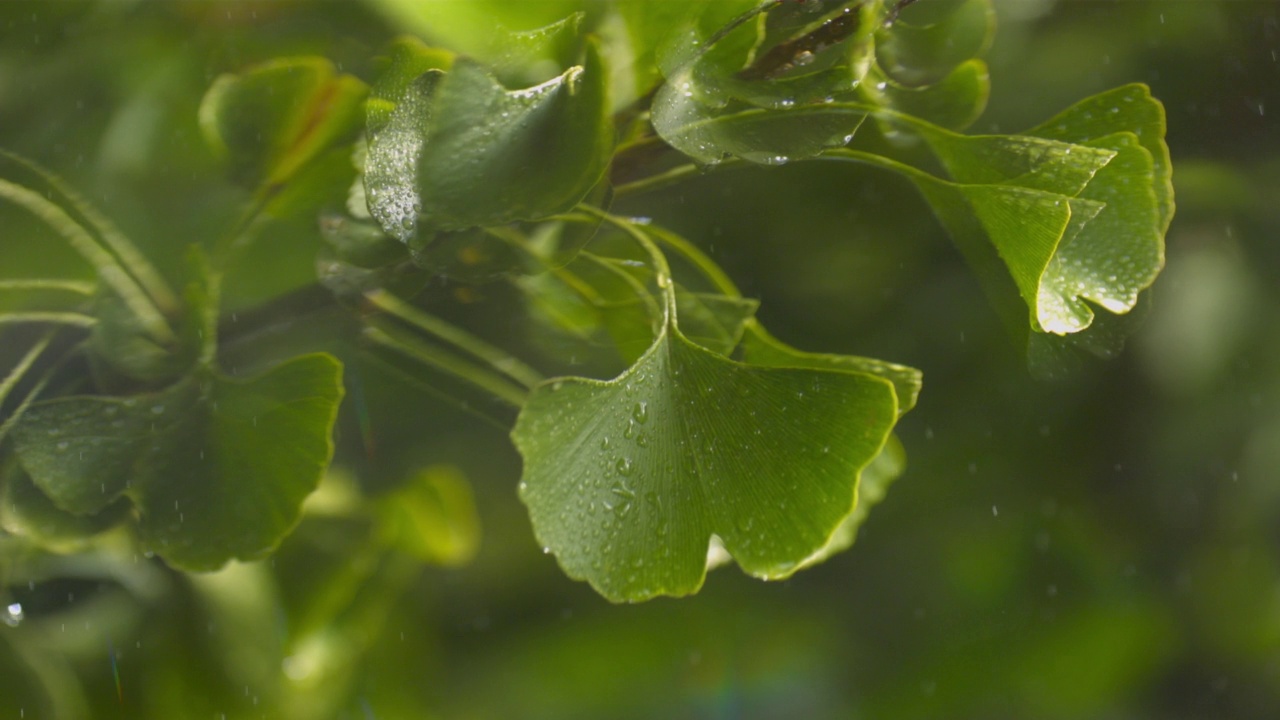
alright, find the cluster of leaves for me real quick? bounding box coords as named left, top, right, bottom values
left=0, top=0, right=1169, bottom=614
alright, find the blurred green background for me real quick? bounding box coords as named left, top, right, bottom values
left=2, top=1, right=1279, bottom=718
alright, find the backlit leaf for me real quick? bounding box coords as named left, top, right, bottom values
left=199, top=57, right=368, bottom=191
left=376, top=465, right=481, bottom=566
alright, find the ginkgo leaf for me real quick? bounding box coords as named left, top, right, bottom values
left=651, top=0, right=878, bottom=165
left=199, top=57, right=368, bottom=191
left=903, top=84, right=1168, bottom=337
left=512, top=316, right=898, bottom=602
left=1025, top=83, right=1173, bottom=233
left=366, top=37, right=454, bottom=137
left=739, top=320, right=921, bottom=415
left=796, top=432, right=905, bottom=569
left=874, top=0, right=994, bottom=86
left=916, top=176, right=1109, bottom=334
left=12, top=354, right=344, bottom=571
left=0, top=466, right=130, bottom=550
left=862, top=58, right=990, bottom=132
left=1033, top=132, right=1160, bottom=333
left=364, top=42, right=612, bottom=241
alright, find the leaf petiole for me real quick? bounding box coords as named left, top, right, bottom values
left=0, top=179, right=176, bottom=346
left=364, top=289, right=543, bottom=389
left=362, top=325, right=529, bottom=408
left=0, top=279, right=96, bottom=296
left=0, top=331, right=55, bottom=409
left=0, top=149, right=179, bottom=314
left=0, top=312, right=98, bottom=328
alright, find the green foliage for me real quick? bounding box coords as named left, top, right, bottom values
left=0, top=1, right=1197, bottom=714
left=0, top=0, right=1170, bottom=603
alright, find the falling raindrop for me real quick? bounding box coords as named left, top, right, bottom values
left=3, top=602, right=23, bottom=627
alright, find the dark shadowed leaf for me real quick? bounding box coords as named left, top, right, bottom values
left=13, top=354, right=344, bottom=570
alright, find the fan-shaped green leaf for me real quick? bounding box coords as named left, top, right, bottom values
left=911, top=175, right=1110, bottom=334
left=512, top=319, right=899, bottom=602
left=12, top=354, right=344, bottom=571
left=1034, top=132, right=1160, bottom=333
left=1025, top=83, right=1173, bottom=233
left=895, top=85, right=1169, bottom=337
